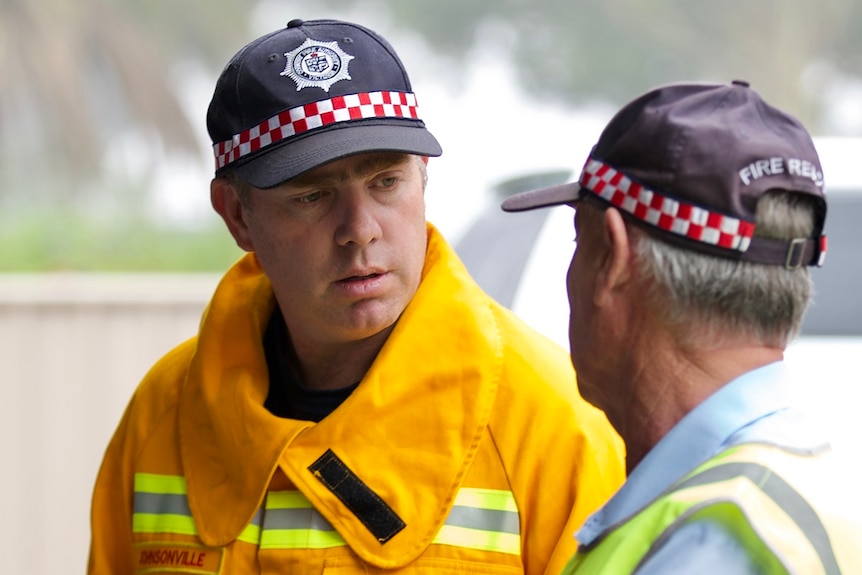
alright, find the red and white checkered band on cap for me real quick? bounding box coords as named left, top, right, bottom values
left=579, top=157, right=756, bottom=252
left=213, top=91, right=421, bottom=170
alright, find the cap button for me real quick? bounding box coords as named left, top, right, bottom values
left=731, top=79, right=750, bottom=88
left=286, top=19, right=304, bottom=28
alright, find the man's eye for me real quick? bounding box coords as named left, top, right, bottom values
left=297, top=191, right=323, bottom=203
left=378, top=176, right=398, bottom=188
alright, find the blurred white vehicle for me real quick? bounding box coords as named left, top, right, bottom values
left=456, top=138, right=862, bottom=452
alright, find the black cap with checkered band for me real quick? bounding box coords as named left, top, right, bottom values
left=502, top=81, right=828, bottom=268
left=207, top=19, right=442, bottom=189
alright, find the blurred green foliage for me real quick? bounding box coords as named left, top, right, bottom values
left=1, top=211, right=242, bottom=272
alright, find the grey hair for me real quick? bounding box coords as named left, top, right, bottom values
left=415, top=154, right=428, bottom=187
left=629, top=190, right=818, bottom=347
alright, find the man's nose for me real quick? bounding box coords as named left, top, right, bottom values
left=334, top=191, right=383, bottom=247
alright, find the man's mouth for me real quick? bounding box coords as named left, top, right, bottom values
left=343, top=272, right=381, bottom=282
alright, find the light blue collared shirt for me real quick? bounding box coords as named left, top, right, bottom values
left=575, top=361, right=829, bottom=574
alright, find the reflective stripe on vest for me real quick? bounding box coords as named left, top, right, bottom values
left=564, top=444, right=852, bottom=575
left=133, top=474, right=520, bottom=555
left=659, top=460, right=839, bottom=575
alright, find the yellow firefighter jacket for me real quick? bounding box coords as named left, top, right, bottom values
left=89, top=224, right=625, bottom=575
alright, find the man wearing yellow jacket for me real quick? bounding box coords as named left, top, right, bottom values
left=88, top=18, right=625, bottom=574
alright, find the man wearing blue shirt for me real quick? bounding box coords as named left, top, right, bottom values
left=502, top=81, right=862, bottom=573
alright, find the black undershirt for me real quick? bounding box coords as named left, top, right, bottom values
left=263, top=309, right=359, bottom=422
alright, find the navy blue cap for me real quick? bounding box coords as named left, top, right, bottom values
left=207, top=19, right=442, bottom=188
left=502, top=81, right=828, bottom=267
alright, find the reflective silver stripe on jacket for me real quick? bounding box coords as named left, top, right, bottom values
left=132, top=474, right=520, bottom=554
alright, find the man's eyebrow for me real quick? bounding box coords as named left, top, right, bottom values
left=350, top=153, right=410, bottom=181
left=288, top=154, right=411, bottom=187
left=352, top=153, right=412, bottom=178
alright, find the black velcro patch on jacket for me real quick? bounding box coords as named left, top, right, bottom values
left=308, top=449, right=406, bottom=543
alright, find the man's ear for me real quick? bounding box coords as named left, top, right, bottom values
left=594, top=207, right=633, bottom=306
left=211, top=178, right=254, bottom=252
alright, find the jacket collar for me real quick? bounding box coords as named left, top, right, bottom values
left=180, top=224, right=503, bottom=565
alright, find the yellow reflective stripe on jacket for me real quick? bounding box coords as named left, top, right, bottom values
left=132, top=473, right=261, bottom=542
left=133, top=475, right=520, bottom=554
left=433, top=488, right=521, bottom=555
left=260, top=490, right=345, bottom=549
left=260, top=487, right=521, bottom=553
left=133, top=473, right=197, bottom=536
left=135, top=472, right=186, bottom=495
left=237, top=508, right=263, bottom=544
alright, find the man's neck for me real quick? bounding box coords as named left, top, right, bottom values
left=617, top=341, right=785, bottom=475
left=289, top=324, right=395, bottom=391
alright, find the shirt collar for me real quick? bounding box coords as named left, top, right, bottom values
left=576, top=361, right=793, bottom=545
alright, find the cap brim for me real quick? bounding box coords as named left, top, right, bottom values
left=232, top=122, right=442, bottom=189
left=500, top=182, right=581, bottom=212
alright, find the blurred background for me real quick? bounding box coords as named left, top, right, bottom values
left=4, top=0, right=862, bottom=268
left=2, top=0, right=862, bottom=572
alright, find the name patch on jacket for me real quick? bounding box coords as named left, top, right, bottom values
left=133, top=543, right=223, bottom=574
left=309, top=449, right=406, bottom=543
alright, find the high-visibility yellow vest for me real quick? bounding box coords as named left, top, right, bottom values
left=563, top=443, right=862, bottom=574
